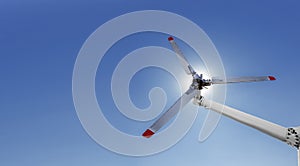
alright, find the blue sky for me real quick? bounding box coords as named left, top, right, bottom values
left=1, top=0, right=300, bottom=165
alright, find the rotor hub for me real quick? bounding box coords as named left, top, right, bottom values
left=191, top=73, right=211, bottom=90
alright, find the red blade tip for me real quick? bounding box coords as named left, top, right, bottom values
left=268, top=76, right=276, bottom=81
left=142, top=129, right=155, bottom=138
left=168, top=36, right=174, bottom=41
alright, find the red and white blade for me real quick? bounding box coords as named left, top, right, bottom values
left=168, top=36, right=195, bottom=75
left=142, top=88, right=198, bottom=138
left=211, top=76, right=276, bottom=84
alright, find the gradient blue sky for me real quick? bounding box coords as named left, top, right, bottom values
left=1, top=1, right=300, bottom=166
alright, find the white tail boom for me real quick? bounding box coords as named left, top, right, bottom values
left=195, top=96, right=300, bottom=165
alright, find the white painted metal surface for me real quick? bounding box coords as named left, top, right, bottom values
left=211, top=76, right=275, bottom=84
left=143, top=88, right=199, bottom=136
left=198, top=97, right=287, bottom=142
left=168, top=37, right=195, bottom=75
left=297, top=149, right=300, bottom=166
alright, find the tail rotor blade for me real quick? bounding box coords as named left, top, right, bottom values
left=168, top=37, right=196, bottom=75
left=210, top=76, right=276, bottom=84
left=142, top=88, right=198, bottom=138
